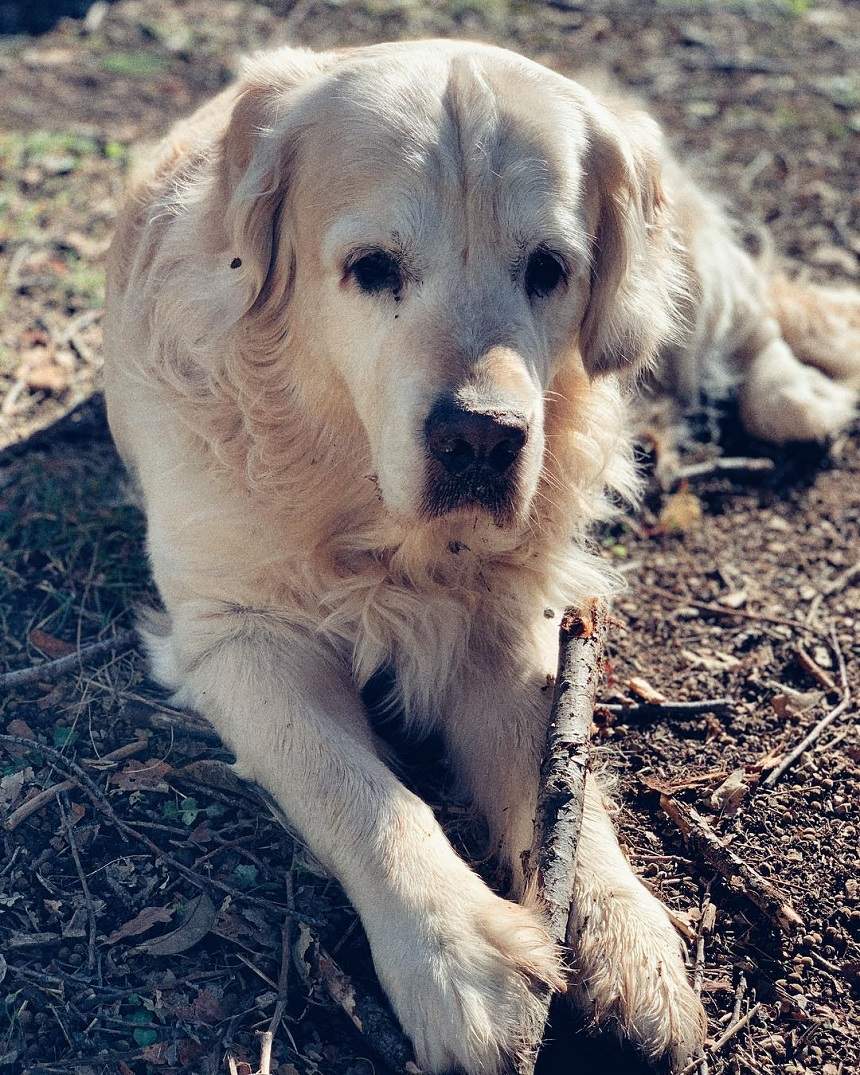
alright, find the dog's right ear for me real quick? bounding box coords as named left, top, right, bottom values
left=208, top=48, right=337, bottom=337
left=151, top=48, right=336, bottom=368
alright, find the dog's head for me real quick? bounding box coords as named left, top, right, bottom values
left=206, top=42, right=682, bottom=540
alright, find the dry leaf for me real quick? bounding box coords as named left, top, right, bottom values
left=627, top=676, right=667, bottom=704
left=111, top=759, right=173, bottom=791
left=771, top=689, right=822, bottom=718
left=139, top=1043, right=169, bottom=1066
left=171, top=986, right=225, bottom=1024
left=131, top=892, right=216, bottom=956
left=28, top=629, right=76, bottom=658
left=106, top=905, right=174, bottom=945
left=709, top=768, right=749, bottom=817
left=6, top=719, right=35, bottom=739
left=24, top=358, right=70, bottom=394
left=0, top=768, right=33, bottom=809
left=659, top=489, right=702, bottom=534
left=665, top=907, right=697, bottom=941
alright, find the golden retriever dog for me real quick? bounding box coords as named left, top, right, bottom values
left=104, top=40, right=859, bottom=1073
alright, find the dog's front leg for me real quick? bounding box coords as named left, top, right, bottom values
left=153, top=609, right=561, bottom=1075
left=443, top=618, right=706, bottom=1071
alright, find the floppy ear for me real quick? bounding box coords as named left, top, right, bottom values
left=207, top=48, right=338, bottom=340
left=148, top=48, right=334, bottom=369
left=579, top=99, right=687, bottom=377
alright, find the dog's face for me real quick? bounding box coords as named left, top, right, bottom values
left=218, top=43, right=679, bottom=539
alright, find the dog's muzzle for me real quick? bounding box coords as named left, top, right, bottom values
left=421, top=400, right=528, bottom=522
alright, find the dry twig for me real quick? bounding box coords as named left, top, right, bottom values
left=58, top=792, right=97, bottom=971
left=670, top=456, right=775, bottom=484
left=692, top=887, right=715, bottom=998
left=659, top=796, right=803, bottom=933
left=764, top=627, right=852, bottom=788
left=645, top=584, right=815, bottom=634
left=5, top=738, right=148, bottom=830
left=795, top=645, right=838, bottom=694
left=599, top=698, right=732, bottom=719
left=268, top=868, right=295, bottom=1038
left=0, top=628, right=137, bottom=690
left=517, top=599, right=609, bottom=1075
left=680, top=1002, right=763, bottom=1074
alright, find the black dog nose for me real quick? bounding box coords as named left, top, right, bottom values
left=425, top=402, right=528, bottom=476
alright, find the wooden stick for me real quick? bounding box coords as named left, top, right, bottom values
left=599, top=698, right=732, bottom=719
left=517, top=599, right=609, bottom=1074
left=1, top=629, right=137, bottom=690
left=660, top=796, right=802, bottom=933
left=268, top=869, right=295, bottom=1038
left=671, top=457, right=775, bottom=484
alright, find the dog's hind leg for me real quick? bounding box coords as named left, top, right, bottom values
left=768, top=274, right=860, bottom=388
left=664, top=166, right=857, bottom=443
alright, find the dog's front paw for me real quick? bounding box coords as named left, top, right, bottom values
left=371, top=884, right=563, bottom=1075
left=567, top=885, right=706, bottom=1072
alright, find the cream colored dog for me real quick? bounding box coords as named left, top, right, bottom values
left=104, top=40, right=859, bottom=1074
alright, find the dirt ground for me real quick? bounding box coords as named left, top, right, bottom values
left=0, top=2, right=858, bottom=1074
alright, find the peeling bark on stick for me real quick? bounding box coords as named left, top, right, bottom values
left=517, top=599, right=609, bottom=1075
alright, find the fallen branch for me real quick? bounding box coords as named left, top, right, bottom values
left=1, top=628, right=137, bottom=690
left=692, top=887, right=716, bottom=998
left=599, top=698, right=732, bottom=720
left=764, top=627, right=852, bottom=788
left=518, top=599, right=609, bottom=1075
left=660, top=796, right=802, bottom=933
left=671, top=457, right=775, bottom=484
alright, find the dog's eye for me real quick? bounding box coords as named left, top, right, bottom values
left=524, top=248, right=567, bottom=299
left=349, top=250, right=403, bottom=296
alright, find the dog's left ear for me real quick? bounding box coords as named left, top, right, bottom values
left=578, top=99, right=686, bottom=377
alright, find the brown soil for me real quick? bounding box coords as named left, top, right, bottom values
left=1, top=3, right=857, bottom=1075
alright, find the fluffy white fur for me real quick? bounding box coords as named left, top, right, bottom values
left=104, top=40, right=859, bottom=1074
